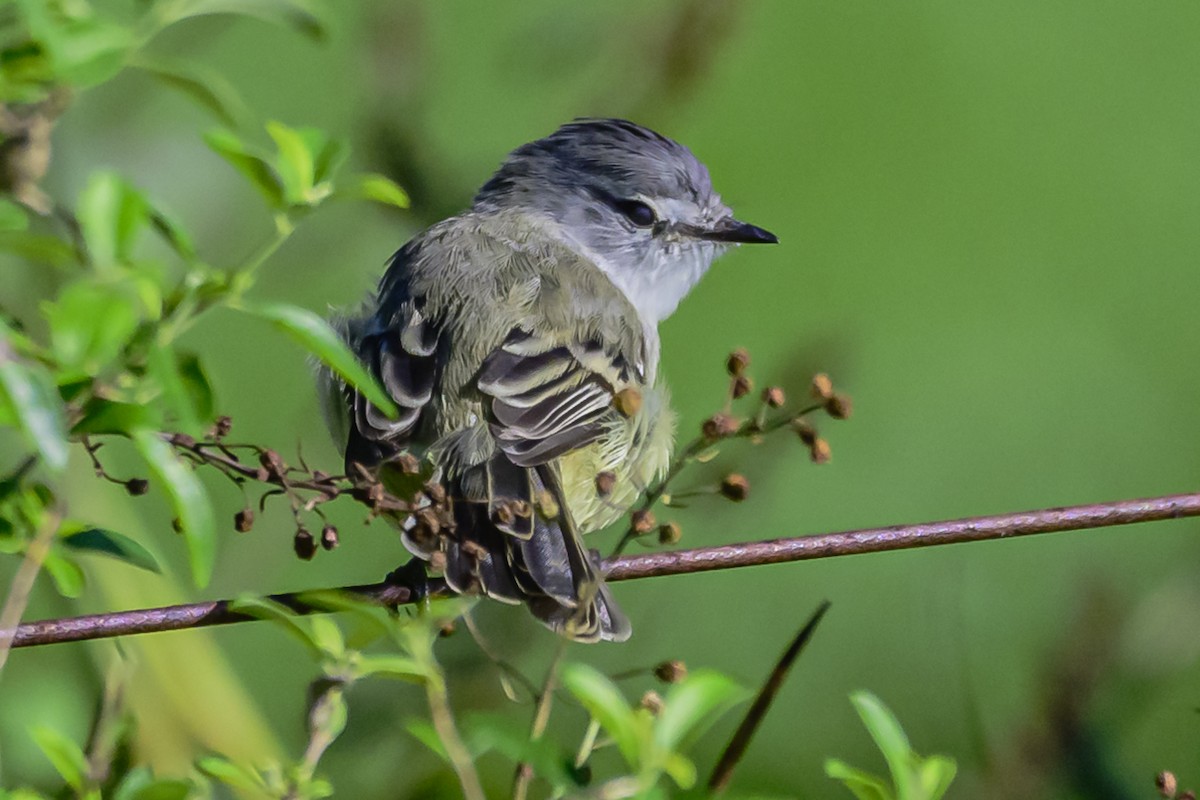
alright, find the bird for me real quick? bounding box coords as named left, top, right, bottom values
left=323, top=118, right=776, bottom=642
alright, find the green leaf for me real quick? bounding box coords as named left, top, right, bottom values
left=227, top=595, right=324, bottom=659
left=234, top=301, right=398, bottom=418
left=308, top=615, right=344, bottom=658
left=42, top=549, right=86, bottom=598
left=0, top=231, right=80, bottom=268
left=43, top=280, right=142, bottom=379
left=30, top=726, right=89, bottom=792
left=196, top=755, right=266, bottom=792
left=77, top=172, right=150, bottom=267
left=156, top=0, right=330, bottom=41
left=204, top=129, right=284, bottom=208
left=266, top=121, right=316, bottom=204
left=72, top=398, right=164, bottom=435
left=824, top=759, right=892, bottom=800
left=127, top=780, right=194, bottom=800
left=355, top=654, right=427, bottom=682
left=849, top=692, right=915, bottom=800
left=146, top=346, right=212, bottom=436
left=661, top=752, right=697, bottom=789
left=404, top=718, right=450, bottom=762
left=463, top=713, right=581, bottom=790
left=560, top=662, right=642, bottom=768
left=915, top=755, right=957, bottom=800
left=131, top=429, right=215, bottom=587
left=334, top=173, right=410, bottom=209
left=61, top=526, right=162, bottom=574
left=0, top=198, right=29, bottom=231
left=654, top=669, right=747, bottom=753
left=127, top=54, right=251, bottom=129
left=0, top=338, right=69, bottom=472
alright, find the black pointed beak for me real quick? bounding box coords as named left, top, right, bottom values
left=701, top=218, right=779, bottom=244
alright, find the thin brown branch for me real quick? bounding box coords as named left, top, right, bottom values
left=708, top=600, right=830, bottom=793
left=8, top=492, right=1200, bottom=650
left=0, top=508, right=62, bottom=673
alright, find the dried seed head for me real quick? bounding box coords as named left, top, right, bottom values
left=658, top=521, right=682, bottom=545
left=720, top=474, right=751, bottom=502
left=732, top=375, right=753, bottom=399
left=461, top=540, right=488, bottom=560
left=613, top=387, right=643, bottom=417
left=594, top=471, right=617, bottom=497
left=702, top=412, right=741, bottom=440
left=396, top=452, right=421, bottom=474
left=173, top=433, right=196, bottom=449
left=654, top=660, right=688, bottom=683
left=320, top=524, right=339, bottom=551
left=631, top=509, right=657, bottom=534
left=294, top=528, right=317, bottom=560
left=811, top=373, right=834, bottom=400
left=124, top=478, right=149, bottom=496
left=639, top=690, right=665, bottom=716
left=234, top=508, right=255, bottom=533
left=810, top=437, right=832, bottom=464
left=791, top=418, right=817, bottom=446
left=1156, top=772, right=1178, bottom=798
left=429, top=550, right=447, bottom=572
left=424, top=480, right=447, bottom=505
left=826, top=393, right=852, bottom=420
left=439, top=620, right=457, bottom=638
left=213, top=415, right=233, bottom=438
left=259, top=449, right=286, bottom=477
left=1179, top=791, right=1194, bottom=800
left=726, top=348, right=751, bottom=376
left=762, top=386, right=786, bottom=408
left=493, top=501, right=516, bottom=526
left=255, top=467, right=271, bottom=482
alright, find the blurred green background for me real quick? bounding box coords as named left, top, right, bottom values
left=4, top=1, right=1200, bottom=797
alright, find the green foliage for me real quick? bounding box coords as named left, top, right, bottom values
left=825, top=692, right=957, bottom=800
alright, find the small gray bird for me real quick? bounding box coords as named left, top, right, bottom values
left=325, top=119, right=776, bottom=642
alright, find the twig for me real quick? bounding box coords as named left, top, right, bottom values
left=707, top=600, right=830, bottom=793
left=8, top=492, right=1200, bottom=649
left=513, top=637, right=569, bottom=800
left=0, top=508, right=62, bottom=675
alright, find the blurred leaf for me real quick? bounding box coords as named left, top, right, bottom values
left=72, top=398, right=164, bottom=435
left=126, top=781, right=194, bottom=800
left=914, top=756, right=956, bottom=800
left=0, top=336, right=69, bottom=472
left=146, top=345, right=212, bottom=436
left=404, top=718, right=450, bottom=762
left=147, top=207, right=198, bottom=263
left=234, top=300, right=398, bottom=418
left=824, top=759, right=892, bottom=800
left=309, top=684, right=347, bottom=742
left=196, top=755, right=266, bottom=792
left=334, top=173, right=410, bottom=209
left=561, top=662, right=642, bottom=768
left=156, top=0, right=330, bottom=41
left=127, top=54, right=251, bottom=129
left=30, top=726, right=88, bottom=792
left=42, top=549, right=85, bottom=597
left=662, top=752, right=697, bottom=789
left=266, top=120, right=316, bottom=204
left=43, top=280, right=142, bottom=379
left=204, top=129, right=284, bottom=208
left=0, top=231, right=79, bottom=268
left=77, top=172, right=149, bottom=267
left=308, top=615, right=344, bottom=658
left=15, top=0, right=134, bottom=89
left=0, top=198, right=29, bottom=231
left=310, top=135, right=348, bottom=185
left=849, top=692, right=915, bottom=800
left=355, top=654, right=426, bottom=683
left=227, top=595, right=324, bottom=659
left=464, top=714, right=581, bottom=790
left=654, top=669, right=747, bottom=753
left=131, top=429, right=215, bottom=587
left=61, top=525, right=161, bottom=573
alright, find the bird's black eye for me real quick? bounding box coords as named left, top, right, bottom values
left=615, top=199, right=657, bottom=228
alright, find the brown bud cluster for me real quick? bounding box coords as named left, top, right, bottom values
left=826, top=393, right=852, bottom=420
left=639, top=690, right=665, bottom=716
left=702, top=413, right=740, bottom=440
left=720, top=474, right=750, bottom=502
left=811, top=373, right=834, bottom=400
left=320, top=524, right=339, bottom=550
left=613, top=387, right=643, bottom=417
left=259, top=449, right=286, bottom=478
left=213, top=415, right=233, bottom=438
left=654, top=660, right=688, bottom=683
left=631, top=509, right=657, bottom=534
left=594, top=471, right=617, bottom=497
left=731, top=375, right=753, bottom=399
left=234, top=508, right=255, bottom=533
left=294, top=528, right=317, bottom=560
left=810, top=437, right=832, bottom=464
left=791, top=418, right=817, bottom=446
left=124, top=478, right=149, bottom=496
left=657, top=521, right=682, bottom=545
left=726, top=348, right=751, bottom=376
left=1157, top=772, right=1177, bottom=798
left=762, top=386, right=786, bottom=408
left=396, top=452, right=421, bottom=474
left=534, top=489, right=560, bottom=520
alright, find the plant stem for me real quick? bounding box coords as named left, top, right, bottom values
left=0, top=508, right=61, bottom=678
left=513, top=638, right=568, bottom=800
